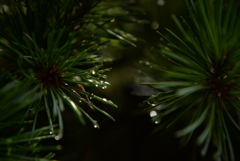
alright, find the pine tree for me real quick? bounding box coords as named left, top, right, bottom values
left=143, top=0, right=240, bottom=160
left=0, top=0, right=139, bottom=160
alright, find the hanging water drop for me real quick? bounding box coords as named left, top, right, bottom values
left=155, top=120, right=161, bottom=124
left=90, top=93, right=94, bottom=99
left=102, top=86, right=107, bottom=89
left=93, top=120, right=100, bottom=128
left=92, top=70, right=96, bottom=75
left=150, top=110, right=158, bottom=117
left=49, top=131, right=53, bottom=135
left=54, top=134, right=63, bottom=140
left=64, top=83, right=68, bottom=86
left=152, top=115, right=162, bottom=124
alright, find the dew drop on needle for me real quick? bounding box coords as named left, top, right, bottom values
left=150, top=110, right=158, bottom=117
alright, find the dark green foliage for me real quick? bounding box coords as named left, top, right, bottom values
left=0, top=0, right=140, bottom=160
left=143, top=0, right=240, bottom=160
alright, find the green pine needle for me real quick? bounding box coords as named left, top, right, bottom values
left=144, top=0, right=240, bottom=160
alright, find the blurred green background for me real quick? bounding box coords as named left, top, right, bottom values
left=49, top=0, right=211, bottom=160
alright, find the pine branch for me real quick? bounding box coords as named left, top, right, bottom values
left=143, top=0, right=240, bottom=160
left=0, top=0, right=142, bottom=160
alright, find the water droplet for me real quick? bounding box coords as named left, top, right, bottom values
left=151, top=21, right=159, bottom=30
left=88, top=79, right=93, bottom=82
left=102, top=98, right=107, bottom=101
left=73, top=76, right=81, bottom=81
left=150, top=110, right=158, bottom=117
left=151, top=104, right=156, bottom=106
left=157, top=0, right=165, bottom=6
left=64, top=83, right=68, bottom=86
left=102, top=86, right=107, bottom=89
left=93, top=120, right=100, bottom=128
left=96, top=84, right=99, bottom=87
left=55, top=134, right=63, bottom=140
left=92, top=70, right=96, bottom=75
left=49, top=131, right=53, bottom=135
left=151, top=114, right=162, bottom=124
left=155, top=120, right=161, bottom=124
left=79, top=100, right=82, bottom=103
left=104, top=81, right=110, bottom=85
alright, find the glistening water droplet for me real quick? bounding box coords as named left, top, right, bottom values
left=93, top=120, right=100, bottom=128
left=155, top=120, right=161, bottom=124
left=150, top=110, right=158, bottom=117
left=88, top=79, right=93, bottom=82
left=152, top=115, right=162, bottom=124
left=49, top=131, right=53, bottom=135
left=55, top=134, right=63, bottom=140
left=102, top=86, right=107, bottom=89
left=92, top=70, right=96, bottom=75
